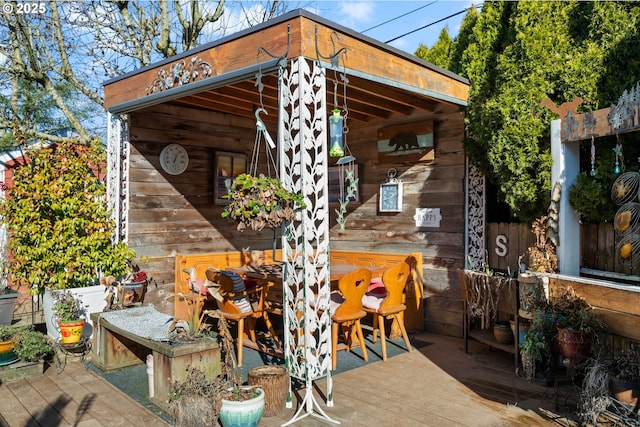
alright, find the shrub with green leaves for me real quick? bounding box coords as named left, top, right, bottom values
left=0, top=139, right=135, bottom=294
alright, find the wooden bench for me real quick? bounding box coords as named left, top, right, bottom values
left=174, top=249, right=424, bottom=333
left=90, top=311, right=221, bottom=414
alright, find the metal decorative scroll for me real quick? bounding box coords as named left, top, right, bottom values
left=106, top=112, right=130, bottom=243
left=145, top=55, right=213, bottom=95
left=465, top=159, right=485, bottom=270
left=279, top=57, right=336, bottom=425
left=561, top=82, right=640, bottom=142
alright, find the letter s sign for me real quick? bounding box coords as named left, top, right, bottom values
left=495, top=234, right=508, bottom=257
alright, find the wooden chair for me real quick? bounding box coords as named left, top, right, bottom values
left=363, top=262, right=412, bottom=361
left=331, top=268, right=371, bottom=370
left=205, top=268, right=280, bottom=367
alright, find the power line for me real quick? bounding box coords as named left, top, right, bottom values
left=385, top=5, right=479, bottom=44
left=361, top=1, right=438, bottom=34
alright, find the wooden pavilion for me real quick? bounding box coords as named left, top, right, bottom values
left=103, top=9, right=470, bottom=339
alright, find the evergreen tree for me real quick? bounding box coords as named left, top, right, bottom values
left=460, top=1, right=640, bottom=222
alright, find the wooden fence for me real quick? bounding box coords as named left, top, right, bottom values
left=486, top=222, right=631, bottom=275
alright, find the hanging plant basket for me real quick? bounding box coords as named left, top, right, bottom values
left=221, top=174, right=306, bottom=232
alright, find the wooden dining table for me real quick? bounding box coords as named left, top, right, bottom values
left=227, top=262, right=388, bottom=320
left=229, top=262, right=386, bottom=283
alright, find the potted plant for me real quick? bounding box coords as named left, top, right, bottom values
left=519, top=310, right=551, bottom=381
left=579, top=348, right=640, bottom=424
left=0, top=240, right=18, bottom=325
left=221, top=173, right=306, bottom=232
left=102, top=262, right=152, bottom=310
left=52, top=290, right=85, bottom=344
left=518, top=215, right=557, bottom=320
left=608, top=349, right=640, bottom=408
left=0, top=325, right=52, bottom=365
left=551, top=287, right=607, bottom=366
left=169, top=311, right=265, bottom=427
left=12, top=328, right=53, bottom=363
left=0, top=325, right=24, bottom=366
left=0, top=139, right=136, bottom=340
left=0, top=286, right=19, bottom=326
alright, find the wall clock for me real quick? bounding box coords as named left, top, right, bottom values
left=379, top=168, right=403, bottom=213
left=159, top=143, right=189, bottom=175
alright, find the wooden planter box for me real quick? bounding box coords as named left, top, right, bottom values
left=90, top=311, right=221, bottom=413
left=0, top=360, right=45, bottom=382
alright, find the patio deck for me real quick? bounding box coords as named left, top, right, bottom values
left=0, top=332, right=580, bottom=427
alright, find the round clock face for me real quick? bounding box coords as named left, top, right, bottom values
left=160, top=144, right=189, bottom=175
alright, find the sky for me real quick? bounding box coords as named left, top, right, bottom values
left=304, top=0, right=477, bottom=55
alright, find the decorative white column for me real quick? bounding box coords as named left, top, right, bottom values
left=465, top=158, right=485, bottom=270
left=279, top=57, right=336, bottom=425
left=106, top=112, right=130, bottom=243
left=550, top=118, right=580, bottom=275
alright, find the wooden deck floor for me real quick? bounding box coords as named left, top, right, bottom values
left=0, top=332, right=581, bottom=427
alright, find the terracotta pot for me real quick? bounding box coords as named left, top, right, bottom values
left=493, top=322, right=513, bottom=344
left=609, top=376, right=640, bottom=407
left=58, top=320, right=86, bottom=344
left=557, top=327, right=593, bottom=366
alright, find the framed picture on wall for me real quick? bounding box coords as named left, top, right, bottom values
left=214, top=151, right=247, bottom=204
left=327, top=165, right=360, bottom=204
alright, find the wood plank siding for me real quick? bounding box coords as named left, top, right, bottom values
left=127, top=103, right=467, bottom=336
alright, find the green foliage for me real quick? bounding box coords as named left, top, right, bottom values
left=520, top=328, right=546, bottom=360
left=0, top=324, right=27, bottom=342
left=221, top=173, right=306, bottom=232
left=0, top=325, right=52, bottom=362
left=52, top=290, right=84, bottom=323
left=458, top=1, right=640, bottom=222
left=13, top=329, right=53, bottom=362
left=568, top=133, right=640, bottom=223
left=0, top=139, right=135, bottom=294
left=416, top=28, right=453, bottom=69
left=569, top=172, right=615, bottom=223
left=609, top=349, right=640, bottom=382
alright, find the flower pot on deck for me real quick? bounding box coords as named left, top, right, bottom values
left=0, top=291, right=19, bottom=325
left=58, top=320, right=85, bottom=344
left=557, top=327, right=593, bottom=366
left=219, top=387, right=265, bottom=427
left=609, top=376, right=640, bottom=407
left=43, top=286, right=106, bottom=342
left=493, top=322, right=513, bottom=344
left=0, top=339, right=18, bottom=366
left=518, top=273, right=547, bottom=319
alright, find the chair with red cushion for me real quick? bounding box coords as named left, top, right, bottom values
left=331, top=268, right=371, bottom=370
left=362, top=262, right=412, bottom=361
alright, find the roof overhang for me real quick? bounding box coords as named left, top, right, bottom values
left=104, top=9, right=469, bottom=122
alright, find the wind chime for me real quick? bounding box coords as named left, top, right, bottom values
left=590, top=136, right=596, bottom=176
left=327, top=45, right=358, bottom=232
left=614, top=134, right=624, bottom=174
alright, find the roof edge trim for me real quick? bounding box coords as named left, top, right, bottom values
left=107, top=59, right=282, bottom=114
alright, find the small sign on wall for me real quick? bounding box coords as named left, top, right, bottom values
left=414, top=208, right=441, bottom=227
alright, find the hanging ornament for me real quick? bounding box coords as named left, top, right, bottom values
left=329, top=109, right=344, bottom=157
left=590, top=136, right=596, bottom=176
left=613, top=134, right=623, bottom=174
